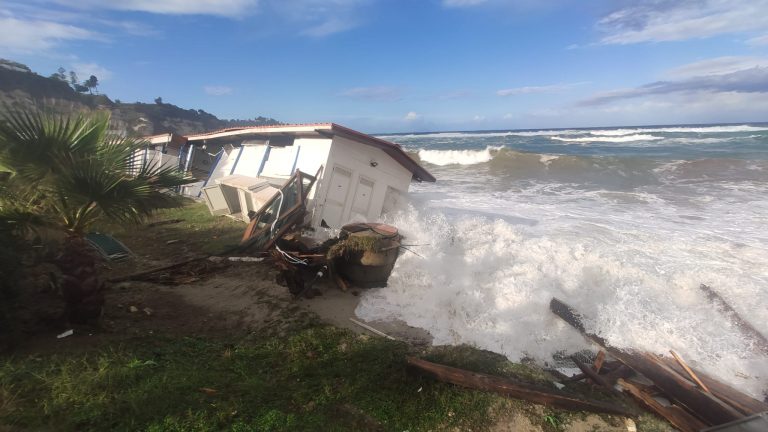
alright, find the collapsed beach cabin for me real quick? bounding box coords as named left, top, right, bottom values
left=164, top=123, right=434, bottom=230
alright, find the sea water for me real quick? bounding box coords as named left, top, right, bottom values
left=355, top=124, right=768, bottom=398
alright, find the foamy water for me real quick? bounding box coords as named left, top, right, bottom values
left=359, top=123, right=768, bottom=398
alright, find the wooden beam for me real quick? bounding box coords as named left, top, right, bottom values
left=700, top=284, right=768, bottom=356
left=550, top=298, right=743, bottom=426
left=406, top=357, right=634, bottom=417
left=660, top=356, right=768, bottom=416
left=618, top=379, right=708, bottom=432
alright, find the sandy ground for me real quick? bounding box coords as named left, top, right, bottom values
left=58, top=260, right=434, bottom=345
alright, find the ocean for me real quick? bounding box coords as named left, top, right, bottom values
left=355, top=124, right=768, bottom=398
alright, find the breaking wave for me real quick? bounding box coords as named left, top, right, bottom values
left=358, top=202, right=768, bottom=398
left=550, top=134, right=664, bottom=143
left=417, top=146, right=501, bottom=166
left=378, top=124, right=768, bottom=142
left=590, top=125, right=768, bottom=135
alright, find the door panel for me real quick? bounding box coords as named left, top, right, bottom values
left=351, top=177, right=374, bottom=218
left=321, top=166, right=351, bottom=228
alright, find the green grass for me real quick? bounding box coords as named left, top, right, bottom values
left=94, top=200, right=245, bottom=256
left=0, top=325, right=503, bottom=432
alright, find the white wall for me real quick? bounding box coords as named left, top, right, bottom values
left=311, top=136, right=412, bottom=228
left=261, top=138, right=331, bottom=181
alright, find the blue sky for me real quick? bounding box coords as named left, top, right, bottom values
left=2, top=0, right=768, bottom=132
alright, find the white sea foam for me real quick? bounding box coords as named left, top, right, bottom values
left=377, top=124, right=768, bottom=142
left=417, top=146, right=500, bottom=166
left=378, top=130, right=589, bottom=140
left=550, top=134, right=664, bottom=143
left=539, top=154, right=560, bottom=165
left=590, top=125, right=768, bottom=135
left=358, top=181, right=768, bottom=397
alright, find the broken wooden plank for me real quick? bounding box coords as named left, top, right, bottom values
left=700, top=284, right=768, bottom=356
left=550, top=298, right=743, bottom=426
left=660, top=356, right=768, bottom=416
left=594, top=350, right=606, bottom=373
left=618, top=378, right=708, bottom=432
left=571, top=355, right=615, bottom=393
left=406, top=356, right=635, bottom=416
left=670, top=350, right=710, bottom=393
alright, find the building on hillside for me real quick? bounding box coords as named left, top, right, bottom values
left=142, top=123, right=435, bottom=230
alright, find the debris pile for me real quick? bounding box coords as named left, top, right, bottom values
left=549, top=297, right=768, bottom=432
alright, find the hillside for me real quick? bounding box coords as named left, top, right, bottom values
left=0, top=60, right=279, bottom=137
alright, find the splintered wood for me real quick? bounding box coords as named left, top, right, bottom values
left=549, top=297, right=768, bottom=432
left=405, top=357, right=634, bottom=416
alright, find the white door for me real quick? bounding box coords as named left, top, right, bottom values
left=351, top=177, right=374, bottom=219
left=321, top=166, right=352, bottom=228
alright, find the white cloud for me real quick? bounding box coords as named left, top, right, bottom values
left=269, top=0, right=369, bottom=37
left=204, top=85, right=234, bottom=96
left=0, top=16, right=96, bottom=53
left=72, top=62, right=113, bottom=81
left=57, top=0, right=259, bottom=17
left=340, top=86, right=401, bottom=101
left=301, top=17, right=358, bottom=37
left=404, top=111, right=421, bottom=121
left=580, top=59, right=768, bottom=106
left=747, top=34, right=768, bottom=46
left=598, top=0, right=768, bottom=44
left=497, top=82, right=585, bottom=96
left=472, top=115, right=486, bottom=121
left=442, top=0, right=488, bottom=7
left=663, top=56, right=768, bottom=79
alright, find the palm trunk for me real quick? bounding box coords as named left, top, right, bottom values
left=57, top=235, right=104, bottom=324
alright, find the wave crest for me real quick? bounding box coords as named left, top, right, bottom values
left=417, top=146, right=500, bottom=166
left=550, top=134, right=664, bottom=143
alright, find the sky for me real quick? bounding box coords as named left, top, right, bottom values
left=2, top=0, right=768, bottom=133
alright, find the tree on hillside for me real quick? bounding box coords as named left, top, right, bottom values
left=154, top=97, right=163, bottom=104
left=68, top=71, right=78, bottom=87
left=50, top=67, right=67, bottom=81
left=84, top=75, right=99, bottom=94
left=0, top=110, right=194, bottom=323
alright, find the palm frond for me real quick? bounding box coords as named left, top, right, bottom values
left=0, top=108, right=196, bottom=235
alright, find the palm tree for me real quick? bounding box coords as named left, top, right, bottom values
left=0, top=109, right=194, bottom=322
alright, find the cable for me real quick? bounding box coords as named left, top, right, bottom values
left=270, top=188, right=309, bottom=266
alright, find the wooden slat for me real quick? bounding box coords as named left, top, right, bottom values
left=670, top=350, right=710, bottom=393
left=406, top=357, right=634, bottom=416
left=619, top=379, right=708, bottom=432
left=660, top=356, right=768, bottom=416
left=550, top=298, right=743, bottom=426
